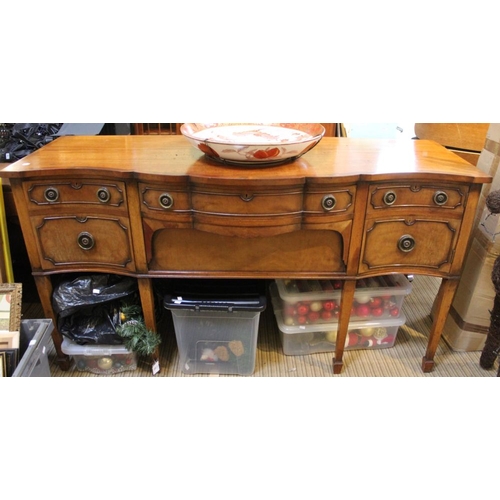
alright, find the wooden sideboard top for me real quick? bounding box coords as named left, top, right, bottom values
left=0, top=135, right=492, bottom=184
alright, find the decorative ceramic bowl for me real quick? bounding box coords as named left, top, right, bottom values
left=180, top=123, right=325, bottom=166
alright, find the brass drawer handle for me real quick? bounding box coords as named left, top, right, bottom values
left=77, top=232, right=95, bottom=250
left=96, top=187, right=111, bottom=203
left=383, top=191, right=397, bottom=206
left=398, top=234, right=415, bottom=253
left=44, top=187, right=60, bottom=202
left=159, top=193, right=174, bottom=209
left=433, top=191, right=448, bottom=206
left=321, top=194, right=337, bottom=211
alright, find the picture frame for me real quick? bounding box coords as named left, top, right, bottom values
left=0, top=349, right=18, bottom=376
left=0, top=331, right=19, bottom=350
left=0, top=352, right=5, bottom=377
left=0, top=283, right=22, bottom=333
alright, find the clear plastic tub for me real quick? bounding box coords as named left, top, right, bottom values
left=164, top=280, right=266, bottom=375
left=271, top=283, right=406, bottom=355
left=61, top=338, right=137, bottom=375
left=274, top=274, right=411, bottom=326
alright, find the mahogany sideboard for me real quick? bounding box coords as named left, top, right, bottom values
left=0, top=135, right=492, bottom=374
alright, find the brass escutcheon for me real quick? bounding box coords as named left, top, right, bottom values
left=96, top=187, right=111, bottom=203
left=159, top=193, right=174, bottom=209
left=398, top=234, right=415, bottom=252
left=44, top=186, right=59, bottom=202
left=321, top=194, right=337, bottom=211
left=433, top=191, right=448, bottom=206
left=77, top=232, right=95, bottom=250
left=383, top=191, right=397, bottom=206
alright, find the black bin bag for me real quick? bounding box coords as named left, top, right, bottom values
left=52, top=274, right=138, bottom=345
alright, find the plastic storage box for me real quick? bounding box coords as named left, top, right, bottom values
left=12, top=319, right=54, bottom=377
left=61, top=338, right=137, bottom=375
left=164, top=280, right=266, bottom=375
left=271, top=283, right=406, bottom=355
left=274, top=274, right=411, bottom=326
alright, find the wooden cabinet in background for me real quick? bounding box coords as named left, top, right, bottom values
left=414, top=123, right=489, bottom=166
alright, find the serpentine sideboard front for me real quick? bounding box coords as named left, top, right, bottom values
left=0, top=135, right=492, bottom=374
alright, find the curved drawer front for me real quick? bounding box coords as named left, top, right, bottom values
left=25, top=180, right=126, bottom=210
left=367, top=183, right=466, bottom=213
left=191, top=187, right=303, bottom=216
left=359, top=217, right=460, bottom=273
left=304, top=186, right=355, bottom=214
left=32, top=215, right=135, bottom=271
left=139, top=183, right=190, bottom=212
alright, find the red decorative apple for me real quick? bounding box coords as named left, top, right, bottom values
left=296, top=303, right=310, bottom=316
left=345, top=332, right=359, bottom=347
left=321, top=310, right=333, bottom=320
left=356, top=303, right=371, bottom=317
left=323, top=300, right=336, bottom=311
left=307, top=311, right=320, bottom=323
left=389, top=306, right=400, bottom=317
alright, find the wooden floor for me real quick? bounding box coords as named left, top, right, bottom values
left=19, top=271, right=498, bottom=377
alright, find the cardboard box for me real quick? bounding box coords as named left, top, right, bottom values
left=486, top=123, right=500, bottom=143
left=452, top=237, right=496, bottom=328
left=442, top=308, right=488, bottom=352
left=437, top=124, right=500, bottom=351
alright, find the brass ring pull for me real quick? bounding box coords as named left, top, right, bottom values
left=398, top=234, right=415, bottom=253
left=433, top=191, right=448, bottom=206
left=383, top=191, right=397, bottom=206
left=159, top=193, right=174, bottom=209
left=44, top=187, right=60, bottom=202
left=321, top=194, right=337, bottom=211
left=96, top=187, right=111, bottom=203
left=77, top=232, right=95, bottom=250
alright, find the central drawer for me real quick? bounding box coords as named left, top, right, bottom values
left=190, top=183, right=303, bottom=216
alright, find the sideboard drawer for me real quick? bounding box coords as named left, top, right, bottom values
left=359, top=217, right=461, bottom=274
left=31, top=215, right=135, bottom=271
left=191, top=186, right=303, bottom=216
left=25, top=179, right=127, bottom=212
left=367, top=183, right=467, bottom=214
left=303, top=185, right=356, bottom=221
left=139, top=183, right=191, bottom=220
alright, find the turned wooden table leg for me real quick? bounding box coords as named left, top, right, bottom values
left=422, top=277, right=459, bottom=372
left=333, top=280, right=357, bottom=374
left=34, top=275, right=73, bottom=371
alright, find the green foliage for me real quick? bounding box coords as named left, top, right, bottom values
left=116, top=303, right=161, bottom=357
